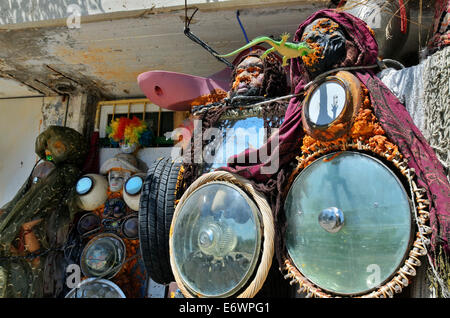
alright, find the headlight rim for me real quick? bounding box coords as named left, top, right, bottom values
left=169, top=171, right=275, bottom=298
left=80, top=232, right=127, bottom=280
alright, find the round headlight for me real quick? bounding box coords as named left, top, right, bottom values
left=124, top=175, right=144, bottom=196
left=77, top=212, right=101, bottom=235
left=284, top=151, right=412, bottom=296
left=121, top=214, right=139, bottom=240
left=80, top=233, right=126, bottom=279
left=302, top=71, right=362, bottom=141
left=76, top=176, right=94, bottom=195
left=65, top=278, right=126, bottom=298
left=170, top=178, right=265, bottom=298
left=76, top=174, right=108, bottom=211
left=123, top=174, right=145, bottom=211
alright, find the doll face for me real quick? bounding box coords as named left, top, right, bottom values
left=230, top=56, right=265, bottom=98
left=108, top=170, right=130, bottom=192
left=120, top=142, right=137, bottom=154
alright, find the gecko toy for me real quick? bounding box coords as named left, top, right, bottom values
left=215, top=33, right=315, bottom=67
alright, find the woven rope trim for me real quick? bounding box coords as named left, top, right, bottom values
left=281, top=141, right=432, bottom=298
left=169, top=170, right=275, bottom=298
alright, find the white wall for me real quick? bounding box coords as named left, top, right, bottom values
left=0, top=97, right=44, bottom=207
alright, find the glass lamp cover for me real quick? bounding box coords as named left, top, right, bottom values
left=125, top=176, right=143, bottom=195
left=76, top=176, right=93, bottom=195
left=172, top=182, right=262, bottom=297
left=284, top=151, right=412, bottom=295
left=81, top=235, right=125, bottom=278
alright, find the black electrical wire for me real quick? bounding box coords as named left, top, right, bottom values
left=184, top=1, right=234, bottom=69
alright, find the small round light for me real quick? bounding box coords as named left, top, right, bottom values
left=80, top=233, right=126, bottom=279
left=65, top=278, right=126, bottom=298
left=77, top=212, right=101, bottom=235
left=121, top=214, right=139, bottom=239
left=125, top=175, right=143, bottom=196
left=284, top=151, right=412, bottom=295
left=76, top=176, right=93, bottom=195
left=171, top=182, right=261, bottom=297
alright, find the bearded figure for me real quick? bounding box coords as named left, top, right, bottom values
left=181, top=46, right=290, bottom=188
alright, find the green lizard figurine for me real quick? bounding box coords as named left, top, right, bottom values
left=215, top=33, right=314, bottom=67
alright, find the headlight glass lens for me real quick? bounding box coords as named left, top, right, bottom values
left=76, top=176, right=93, bottom=195
left=172, top=182, right=261, bottom=297
left=66, top=279, right=125, bottom=298
left=122, top=215, right=139, bottom=239
left=77, top=212, right=101, bottom=235
left=80, top=234, right=126, bottom=279
left=284, top=151, right=412, bottom=295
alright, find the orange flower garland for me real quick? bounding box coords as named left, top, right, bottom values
left=188, top=89, right=228, bottom=107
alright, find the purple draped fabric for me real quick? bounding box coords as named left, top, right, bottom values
left=221, top=9, right=450, bottom=251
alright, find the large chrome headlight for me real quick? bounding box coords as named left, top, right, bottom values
left=169, top=171, right=274, bottom=298
left=284, top=151, right=413, bottom=296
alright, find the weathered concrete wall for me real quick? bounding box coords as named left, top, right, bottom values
left=0, top=1, right=326, bottom=27
left=0, top=2, right=326, bottom=99
left=0, top=97, right=43, bottom=207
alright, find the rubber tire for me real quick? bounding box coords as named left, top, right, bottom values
left=139, top=157, right=183, bottom=285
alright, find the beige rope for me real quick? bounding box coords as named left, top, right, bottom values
left=169, top=170, right=275, bottom=298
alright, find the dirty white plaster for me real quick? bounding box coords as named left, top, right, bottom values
left=0, top=97, right=43, bottom=207
left=0, top=0, right=326, bottom=27
left=41, top=94, right=91, bottom=135
left=0, top=77, right=43, bottom=98
left=35, top=3, right=323, bottom=97
left=65, top=94, right=90, bottom=133
left=41, top=95, right=66, bottom=128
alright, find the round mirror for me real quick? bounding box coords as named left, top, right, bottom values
left=125, top=176, right=144, bottom=196
left=171, top=182, right=262, bottom=297
left=80, top=233, right=126, bottom=279
left=307, top=80, right=347, bottom=127
left=76, top=176, right=94, bottom=195
left=284, top=151, right=412, bottom=295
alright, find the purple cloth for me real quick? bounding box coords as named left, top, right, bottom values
left=222, top=9, right=450, bottom=251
